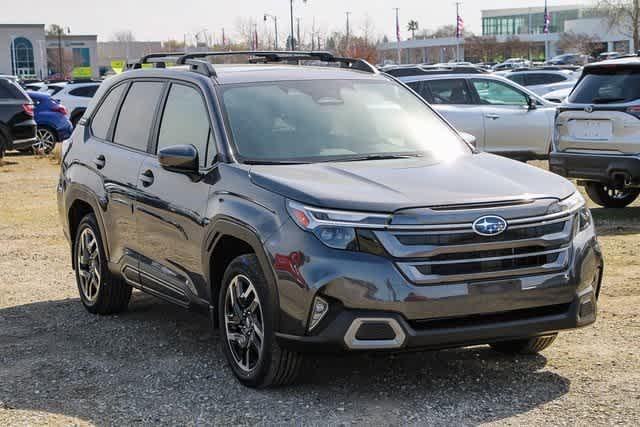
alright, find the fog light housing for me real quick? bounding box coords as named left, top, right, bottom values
left=309, top=296, right=329, bottom=331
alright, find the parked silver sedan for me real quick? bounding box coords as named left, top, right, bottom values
left=401, top=73, right=556, bottom=160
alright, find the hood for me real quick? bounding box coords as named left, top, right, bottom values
left=249, top=153, right=576, bottom=213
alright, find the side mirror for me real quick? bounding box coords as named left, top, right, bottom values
left=158, top=144, right=199, bottom=173
left=459, top=132, right=477, bottom=148
left=527, top=96, right=537, bottom=110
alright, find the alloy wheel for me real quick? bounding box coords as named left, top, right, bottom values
left=32, top=129, right=56, bottom=154
left=224, top=274, right=265, bottom=372
left=77, top=227, right=101, bottom=303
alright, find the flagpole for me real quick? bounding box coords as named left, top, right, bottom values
left=394, top=8, right=401, bottom=64
left=456, top=2, right=460, bottom=62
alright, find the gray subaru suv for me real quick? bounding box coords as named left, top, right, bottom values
left=57, top=51, right=603, bottom=388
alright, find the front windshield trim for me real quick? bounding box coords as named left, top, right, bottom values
left=216, top=78, right=472, bottom=165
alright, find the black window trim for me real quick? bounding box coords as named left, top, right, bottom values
left=150, top=79, right=219, bottom=172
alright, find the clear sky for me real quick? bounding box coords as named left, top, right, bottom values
left=2, top=0, right=591, bottom=42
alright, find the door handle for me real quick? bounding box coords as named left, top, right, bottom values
left=140, top=169, right=154, bottom=187
left=485, top=114, right=500, bottom=120
left=94, top=155, right=105, bottom=169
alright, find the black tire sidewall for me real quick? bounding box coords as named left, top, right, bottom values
left=586, top=183, right=640, bottom=208
left=74, top=214, right=109, bottom=313
left=218, top=254, right=277, bottom=388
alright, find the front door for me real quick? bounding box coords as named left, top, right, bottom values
left=470, top=79, right=551, bottom=156
left=135, top=82, right=218, bottom=304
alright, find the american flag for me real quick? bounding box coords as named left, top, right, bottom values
left=543, top=2, right=551, bottom=34
left=456, top=13, right=464, bottom=38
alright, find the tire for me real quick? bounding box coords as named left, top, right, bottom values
left=74, top=214, right=132, bottom=314
left=218, top=254, right=303, bottom=388
left=490, top=334, right=557, bottom=355
left=585, top=182, right=640, bottom=208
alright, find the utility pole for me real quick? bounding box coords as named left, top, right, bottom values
left=290, top=0, right=295, bottom=49
left=296, top=18, right=301, bottom=49
left=57, top=27, right=64, bottom=78
left=394, top=8, right=401, bottom=64
left=345, top=12, right=351, bottom=53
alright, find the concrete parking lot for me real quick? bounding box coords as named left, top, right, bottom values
left=1, top=153, right=639, bottom=425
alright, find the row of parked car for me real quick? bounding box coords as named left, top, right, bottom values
left=382, top=56, right=640, bottom=208
left=0, top=76, right=100, bottom=157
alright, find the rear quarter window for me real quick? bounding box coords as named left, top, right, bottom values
left=569, top=69, right=640, bottom=104
left=90, top=84, right=126, bottom=140
left=69, top=85, right=99, bottom=98
left=0, top=79, right=28, bottom=100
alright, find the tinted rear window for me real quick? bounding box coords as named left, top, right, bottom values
left=569, top=69, right=640, bottom=104
left=0, top=79, right=27, bottom=100
left=113, top=81, right=164, bottom=151
left=91, top=84, right=126, bottom=140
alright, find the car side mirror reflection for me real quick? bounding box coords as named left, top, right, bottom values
left=158, top=144, right=199, bottom=174
left=460, top=132, right=477, bottom=148
left=527, top=96, right=537, bottom=110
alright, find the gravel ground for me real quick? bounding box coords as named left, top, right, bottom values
left=0, top=154, right=639, bottom=426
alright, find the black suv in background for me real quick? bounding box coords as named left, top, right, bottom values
left=58, top=51, right=603, bottom=388
left=0, top=77, right=36, bottom=157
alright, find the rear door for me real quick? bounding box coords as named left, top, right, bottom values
left=408, top=78, right=486, bottom=150
left=470, top=78, right=552, bottom=156
left=90, top=80, right=164, bottom=279
left=135, top=81, right=218, bottom=304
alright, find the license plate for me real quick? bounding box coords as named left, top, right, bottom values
left=568, top=120, right=613, bottom=140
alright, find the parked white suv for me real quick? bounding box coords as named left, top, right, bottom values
left=550, top=57, right=640, bottom=208
left=401, top=73, right=556, bottom=160
left=48, top=81, right=101, bottom=126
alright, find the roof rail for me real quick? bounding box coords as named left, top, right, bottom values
left=134, top=52, right=186, bottom=69
left=172, top=51, right=378, bottom=77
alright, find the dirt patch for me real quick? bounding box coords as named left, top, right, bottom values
left=1, top=155, right=638, bottom=425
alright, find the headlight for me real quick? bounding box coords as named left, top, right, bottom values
left=286, top=200, right=389, bottom=250
left=578, top=206, right=592, bottom=231
left=547, top=191, right=585, bottom=215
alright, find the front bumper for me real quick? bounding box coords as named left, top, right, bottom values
left=267, top=218, right=603, bottom=352
left=550, top=151, right=640, bottom=186
left=11, top=137, right=37, bottom=150
left=276, top=287, right=598, bottom=353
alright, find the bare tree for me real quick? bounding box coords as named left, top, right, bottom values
left=556, top=31, right=599, bottom=54
left=46, top=24, right=69, bottom=36
left=593, top=0, right=640, bottom=51
left=112, top=30, right=136, bottom=43
left=464, top=35, right=499, bottom=62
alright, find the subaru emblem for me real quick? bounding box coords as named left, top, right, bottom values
left=472, top=215, right=507, bottom=236
left=584, top=105, right=593, bottom=113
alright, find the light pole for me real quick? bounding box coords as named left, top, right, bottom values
left=345, top=12, right=351, bottom=52
left=289, top=0, right=308, bottom=50
left=264, top=14, right=279, bottom=50
left=393, top=8, right=401, bottom=64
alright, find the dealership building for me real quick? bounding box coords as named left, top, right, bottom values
left=0, top=24, right=98, bottom=79
left=378, top=4, right=633, bottom=64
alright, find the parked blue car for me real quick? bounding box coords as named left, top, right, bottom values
left=26, top=91, right=73, bottom=153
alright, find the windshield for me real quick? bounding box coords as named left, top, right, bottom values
left=569, top=69, right=640, bottom=104
left=219, top=79, right=470, bottom=163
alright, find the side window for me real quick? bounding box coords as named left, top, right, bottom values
left=472, top=79, right=527, bottom=106
left=406, top=81, right=431, bottom=102
left=69, top=85, right=99, bottom=98
left=425, top=79, right=471, bottom=105
left=90, top=84, right=126, bottom=140
left=113, top=81, right=164, bottom=151
left=157, top=84, right=214, bottom=167
left=508, top=74, right=526, bottom=85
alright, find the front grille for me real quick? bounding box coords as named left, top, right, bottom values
left=374, top=209, right=575, bottom=285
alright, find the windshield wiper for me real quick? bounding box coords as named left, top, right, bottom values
left=592, top=97, right=627, bottom=104
left=340, top=153, right=424, bottom=162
